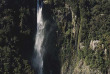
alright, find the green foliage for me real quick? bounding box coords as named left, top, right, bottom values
left=78, top=48, right=109, bottom=73
left=51, top=0, right=110, bottom=73
left=0, top=0, right=35, bottom=73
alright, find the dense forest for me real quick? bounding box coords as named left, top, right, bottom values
left=44, top=0, right=110, bottom=74
left=0, top=0, right=36, bottom=73
left=0, top=0, right=110, bottom=74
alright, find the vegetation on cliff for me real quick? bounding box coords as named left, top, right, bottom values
left=45, top=0, right=110, bottom=74
left=0, top=0, right=110, bottom=74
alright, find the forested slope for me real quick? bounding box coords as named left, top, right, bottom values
left=0, top=0, right=110, bottom=74
left=0, top=0, right=36, bottom=73
left=44, top=0, right=110, bottom=74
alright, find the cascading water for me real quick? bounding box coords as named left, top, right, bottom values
left=33, top=0, right=44, bottom=74
left=33, top=0, right=60, bottom=74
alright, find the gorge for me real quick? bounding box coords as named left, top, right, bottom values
left=0, top=0, right=110, bottom=74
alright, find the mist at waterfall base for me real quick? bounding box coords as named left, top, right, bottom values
left=32, top=0, right=60, bottom=74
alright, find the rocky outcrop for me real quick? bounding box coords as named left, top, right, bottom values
left=90, top=40, right=100, bottom=50
left=74, top=60, right=102, bottom=74
left=79, top=42, right=84, bottom=49
left=108, top=67, right=110, bottom=74
left=43, top=0, right=110, bottom=74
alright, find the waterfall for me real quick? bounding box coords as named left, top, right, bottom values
left=33, top=0, right=44, bottom=74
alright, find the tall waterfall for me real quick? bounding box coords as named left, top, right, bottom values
left=33, top=0, right=44, bottom=74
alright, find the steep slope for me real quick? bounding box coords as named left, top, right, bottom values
left=0, top=0, right=36, bottom=73
left=43, top=0, right=110, bottom=74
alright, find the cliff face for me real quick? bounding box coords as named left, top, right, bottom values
left=44, top=0, right=110, bottom=74
left=73, top=60, right=102, bottom=74
left=1, top=0, right=109, bottom=73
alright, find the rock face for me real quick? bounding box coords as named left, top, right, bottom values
left=74, top=60, right=102, bottom=74
left=90, top=40, right=100, bottom=50
left=43, top=0, right=110, bottom=74
left=108, top=68, right=110, bottom=74
left=79, top=42, right=84, bottom=49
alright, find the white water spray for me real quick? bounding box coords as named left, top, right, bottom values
left=33, top=0, right=44, bottom=74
